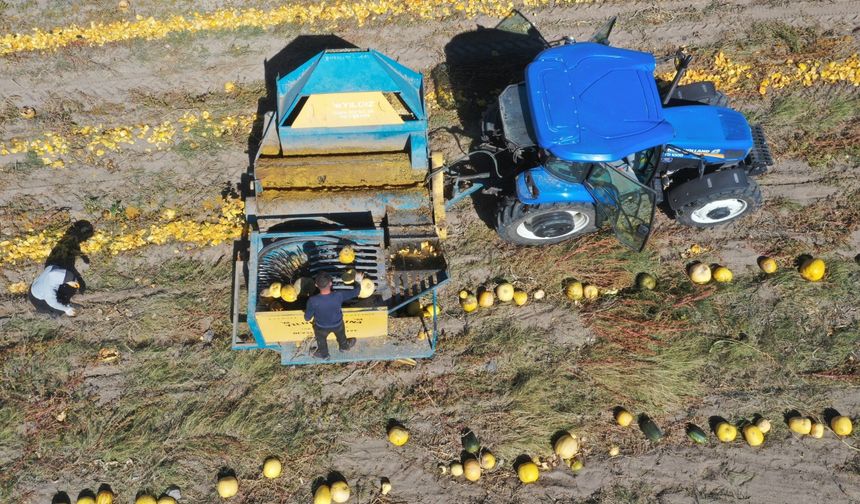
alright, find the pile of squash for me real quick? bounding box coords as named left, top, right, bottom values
left=441, top=429, right=497, bottom=483
left=458, top=281, right=533, bottom=313
left=687, top=254, right=831, bottom=286
left=612, top=405, right=854, bottom=450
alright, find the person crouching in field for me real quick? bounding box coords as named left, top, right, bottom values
left=29, top=266, right=80, bottom=317
left=29, top=220, right=94, bottom=317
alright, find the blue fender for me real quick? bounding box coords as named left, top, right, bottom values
left=516, top=166, right=595, bottom=205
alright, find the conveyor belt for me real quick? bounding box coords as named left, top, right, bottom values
left=256, top=237, right=389, bottom=302
left=255, top=152, right=424, bottom=190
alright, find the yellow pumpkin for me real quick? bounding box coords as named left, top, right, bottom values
left=564, top=281, right=583, bottom=301
left=636, top=273, right=657, bottom=290
left=269, top=282, right=281, bottom=297
left=216, top=476, right=239, bottom=498
left=799, top=258, right=826, bottom=281
left=77, top=497, right=96, bottom=504
left=96, top=490, right=114, bottom=504
left=495, top=282, right=514, bottom=302
left=810, top=422, right=825, bottom=439
left=788, top=416, right=812, bottom=435
left=330, top=481, right=350, bottom=503
left=461, top=295, right=478, bottom=313
left=479, top=449, right=496, bottom=470
left=517, top=461, right=539, bottom=484
left=742, top=424, right=764, bottom=446
left=554, top=432, right=580, bottom=459
left=463, top=457, right=481, bottom=481
left=156, top=497, right=175, bottom=504
left=135, top=496, right=157, bottom=504
left=609, top=445, right=620, bottom=457
left=756, top=418, right=771, bottom=434
left=715, top=422, right=737, bottom=442
left=688, top=262, right=712, bottom=285
left=568, top=457, right=584, bottom=472
left=477, top=290, right=494, bottom=308
left=712, top=266, right=733, bottom=283
left=224, top=81, right=236, bottom=93
left=19, top=106, right=36, bottom=119
left=338, top=246, right=356, bottom=264
left=313, top=484, right=332, bottom=504
left=279, top=285, right=298, bottom=303
left=831, top=416, right=853, bottom=436
left=583, top=284, right=599, bottom=300
left=262, top=456, right=282, bottom=478
left=512, top=290, right=528, bottom=306
left=758, top=256, right=778, bottom=274
left=450, top=462, right=463, bottom=477
left=532, top=289, right=545, bottom=300
left=422, top=303, right=439, bottom=318
left=387, top=425, right=409, bottom=446
left=380, top=478, right=392, bottom=495
left=615, top=408, right=634, bottom=427
left=358, top=278, right=375, bottom=298
left=458, top=289, right=470, bottom=300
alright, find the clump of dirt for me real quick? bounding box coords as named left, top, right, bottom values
left=83, top=364, right=126, bottom=405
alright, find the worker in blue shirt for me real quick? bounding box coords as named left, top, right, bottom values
left=304, top=271, right=362, bottom=359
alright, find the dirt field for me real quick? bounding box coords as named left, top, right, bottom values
left=1, top=1, right=859, bottom=503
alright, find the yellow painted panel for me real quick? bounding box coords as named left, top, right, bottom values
left=257, top=307, right=388, bottom=344
left=291, top=92, right=404, bottom=129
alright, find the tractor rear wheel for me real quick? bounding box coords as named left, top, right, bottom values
left=674, top=179, right=762, bottom=228
left=496, top=200, right=596, bottom=245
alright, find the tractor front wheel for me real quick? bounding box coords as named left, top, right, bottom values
left=496, top=201, right=596, bottom=245
left=674, top=180, right=762, bottom=228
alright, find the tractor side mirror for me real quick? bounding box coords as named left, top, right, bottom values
left=589, top=16, right=617, bottom=46
left=674, top=50, right=692, bottom=71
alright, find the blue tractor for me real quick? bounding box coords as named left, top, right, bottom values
left=458, top=15, right=773, bottom=250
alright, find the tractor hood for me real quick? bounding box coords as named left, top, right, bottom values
left=661, top=105, right=753, bottom=162
left=525, top=42, right=674, bottom=162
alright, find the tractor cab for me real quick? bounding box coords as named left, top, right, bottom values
left=482, top=20, right=771, bottom=250
left=521, top=42, right=673, bottom=250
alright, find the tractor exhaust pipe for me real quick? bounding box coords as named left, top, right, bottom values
left=662, top=51, right=693, bottom=106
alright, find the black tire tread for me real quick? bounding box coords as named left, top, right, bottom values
left=674, top=179, right=762, bottom=228
left=495, top=200, right=597, bottom=246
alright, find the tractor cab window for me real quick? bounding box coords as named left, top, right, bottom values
left=541, top=151, right=595, bottom=183
left=604, top=148, right=660, bottom=185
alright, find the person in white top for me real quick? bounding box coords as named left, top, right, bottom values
left=28, top=220, right=94, bottom=317
left=29, top=265, right=79, bottom=316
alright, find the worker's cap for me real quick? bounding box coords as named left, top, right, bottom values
left=315, top=272, right=333, bottom=289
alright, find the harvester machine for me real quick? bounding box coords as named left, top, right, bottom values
left=231, top=49, right=449, bottom=365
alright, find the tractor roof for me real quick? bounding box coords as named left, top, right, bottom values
left=525, top=42, right=674, bottom=162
